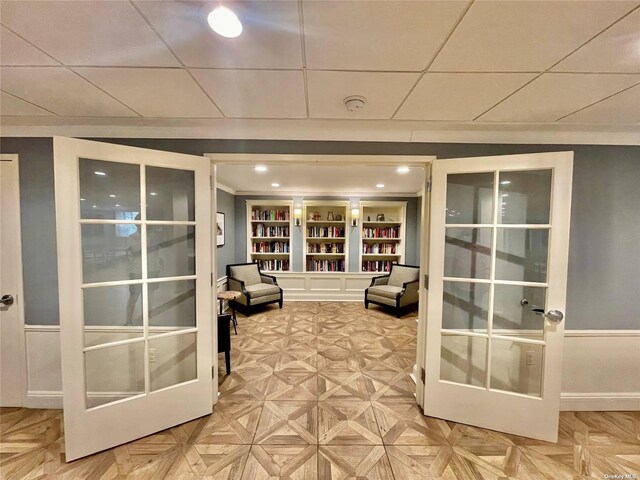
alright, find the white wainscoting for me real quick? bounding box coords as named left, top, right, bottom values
left=23, top=322, right=639, bottom=411
left=273, top=272, right=376, bottom=301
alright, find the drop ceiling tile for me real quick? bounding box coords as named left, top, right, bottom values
left=135, top=1, right=303, bottom=69
left=0, top=67, right=136, bottom=117
left=0, top=1, right=178, bottom=66
left=553, top=8, right=640, bottom=73
left=0, top=91, right=54, bottom=116
left=0, top=26, right=58, bottom=66
left=559, top=84, right=640, bottom=123
left=302, top=1, right=470, bottom=71
left=430, top=1, right=637, bottom=72
left=307, top=71, right=419, bottom=119
left=395, top=73, right=536, bottom=121
left=190, top=69, right=305, bottom=118
left=74, top=68, right=221, bottom=118
left=479, top=73, right=640, bottom=122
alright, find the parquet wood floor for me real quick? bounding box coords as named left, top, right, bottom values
left=1, top=302, right=639, bottom=479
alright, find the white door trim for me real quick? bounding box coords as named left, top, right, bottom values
left=0, top=154, right=27, bottom=407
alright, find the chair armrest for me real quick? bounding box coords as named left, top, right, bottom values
left=399, top=279, right=420, bottom=307
left=228, top=277, right=248, bottom=296
left=369, top=275, right=389, bottom=287
left=260, top=274, right=278, bottom=286
left=401, top=279, right=420, bottom=292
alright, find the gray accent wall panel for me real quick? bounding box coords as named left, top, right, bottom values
left=216, top=189, right=236, bottom=279
left=2, top=138, right=639, bottom=330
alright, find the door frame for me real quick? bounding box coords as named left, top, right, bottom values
left=0, top=154, right=27, bottom=407
left=206, top=153, right=434, bottom=405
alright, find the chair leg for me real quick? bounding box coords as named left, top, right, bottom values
left=364, top=300, right=369, bottom=309
left=224, top=350, right=231, bottom=375
left=279, top=299, right=283, bottom=309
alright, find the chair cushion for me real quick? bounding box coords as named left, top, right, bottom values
left=245, top=283, right=281, bottom=298
left=230, top=264, right=262, bottom=286
left=368, top=285, right=402, bottom=299
left=387, top=265, right=419, bottom=287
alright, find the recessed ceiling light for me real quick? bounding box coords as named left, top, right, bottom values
left=207, top=6, right=242, bottom=38
left=108, top=194, right=116, bottom=198
left=500, top=180, right=511, bottom=185
left=92, top=205, right=97, bottom=208
left=80, top=198, right=86, bottom=201
left=150, top=192, right=157, bottom=196
left=94, top=171, right=106, bottom=176
left=271, top=183, right=280, bottom=188
left=115, top=204, right=120, bottom=207
left=255, top=165, right=267, bottom=173
left=376, top=184, right=385, bottom=188
left=397, top=166, right=410, bottom=174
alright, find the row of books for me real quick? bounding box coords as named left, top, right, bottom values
left=252, top=241, right=290, bottom=253
left=362, top=260, right=396, bottom=272
left=362, top=227, right=400, bottom=238
left=251, top=209, right=290, bottom=221
left=307, top=243, right=344, bottom=254
left=252, top=225, right=290, bottom=237
left=306, top=259, right=346, bottom=272
left=256, top=259, right=290, bottom=271
left=307, top=226, right=345, bottom=238
left=362, top=243, right=397, bottom=254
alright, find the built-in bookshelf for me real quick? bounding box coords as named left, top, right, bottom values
left=359, top=201, right=407, bottom=272
left=246, top=200, right=292, bottom=272
left=304, top=201, right=349, bottom=272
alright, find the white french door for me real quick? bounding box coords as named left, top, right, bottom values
left=54, top=137, right=212, bottom=461
left=424, top=151, right=573, bottom=442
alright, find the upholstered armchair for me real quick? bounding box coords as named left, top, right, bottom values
left=364, top=264, right=420, bottom=318
left=226, top=263, right=283, bottom=313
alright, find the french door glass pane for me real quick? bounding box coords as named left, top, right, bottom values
left=493, top=284, right=546, bottom=339
left=495, top=228, right=549, bottom=283
left=149, top=280, right=196, bottom=329
left=85, top=341, right=145, bottom=408
left=498, top=170, right=551, bottom=224
left=444, top=227, right=491, bottom=279
left=443, top=281, right=490, bottom=333
left=490, top=339, right=543, bottom=397
left=147, top=225, right=195, bottom=278
left=149, top=333, right=197, bottom=391
left=83, top=285, right=144, bottom=347
left=446, top=173, right=494, bottom=224
left=146, top=167, right=195, bottom=222
left=440, top=335, right=487, bottom=387
left=81, top=223, right=141, bottom=283
left=79, top=159, right=140, bottom=220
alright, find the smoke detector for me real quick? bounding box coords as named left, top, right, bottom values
left=344, top=95, right=367, bottom=112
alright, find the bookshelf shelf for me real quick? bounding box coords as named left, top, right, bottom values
left=359, top=201, right=407, bottom=273
left=304, top=201, right=349, bottom=272
left=246, top=201, right=292, bottom=272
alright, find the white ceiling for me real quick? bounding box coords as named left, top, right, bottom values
left=1, top=0, right=639, bottom=142
left=217, top=163, right=426, bottom=195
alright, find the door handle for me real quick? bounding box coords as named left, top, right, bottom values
left=532, top=307, right=564, bottom=323
left=1, top=294, right=14, bottom=306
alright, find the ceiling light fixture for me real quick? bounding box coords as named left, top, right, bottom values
left=255, top=165, right=267, bottom=173
left=150, top=192, right=157, bottom=196
left=94, top=171, right=106, bottom=176
left=376, top=183, right=385, bottom=188
left=271, top=183, right=280, bottom=188
left=397, top=166, right=410, bottom=174
left=109, top=194, right=116, bottom=198
left=500, top=180, right=511, bottom=185
left=207, top=6, right=242, bottom=38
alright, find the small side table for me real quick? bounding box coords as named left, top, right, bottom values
left=217, top=290, right=241, bottom=334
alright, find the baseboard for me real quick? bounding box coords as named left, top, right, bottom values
left=560, top=393, right=640, bottom=411
left=283, top=292, right=364, bottom=301
left=24, top=391, right=63, bottom=409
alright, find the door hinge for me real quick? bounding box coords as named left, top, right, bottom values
left=424, top=274, right=429, bottom=290
left=421, top=367, right=426, bottom=384
left=426, top=177, right=432, bottom=192
left=210, top=176, right=213, bottom=190
left=211, top=273, right=214, bottom=286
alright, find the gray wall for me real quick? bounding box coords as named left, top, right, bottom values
left=2, top=138, right=639, bottom=329
left=216, top=189, right=236, bottom=279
